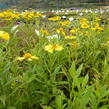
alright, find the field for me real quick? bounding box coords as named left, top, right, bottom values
left=0, top=8, right=109, bottom=109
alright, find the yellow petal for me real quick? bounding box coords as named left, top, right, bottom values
left=23, top=53, right=32, bottom=59
left=54, top=45, right=63, bottom=51
left=65, top=36, right=76, bottom=39
left=0, top=31, right=10, bottom=40
left=28, top=58, right=32, bottom=61
left=31, top=56, right=39, bottom=60
left=48, top=49, right=54, bottom=53
left=16, top=57, right=25, bottom=61
left=45, top=44, right=54, bottom=53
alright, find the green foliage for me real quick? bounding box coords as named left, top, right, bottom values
left=0, top=8, right=109, bottom=109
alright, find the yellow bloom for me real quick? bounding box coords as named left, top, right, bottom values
left=21, top=11, right=43, bottom=20
left=68, top=41, right=80, bottom=47
left=91, top=26, right=104, bottom=32
left=17, top=57, right=25, bottom=61
left=59, top=20, right=71, bottom=26
left=48, top=16, right=61, bottom=21
left=0, top=31, right=10, bottom=40
left=79, top=18, right=88, bottom=24
left=70, top=28, right=78, bottom=34
left=97, top=27, right=104, bottom=31
left=32, top=11, right=43, bottom=17
left=40, top=29, right=50, bottom=36
left=65, top=35, right=76, bottom=39
left=17, top=53, right=39, bottom=61
left=22, top=12, right=33, bottom=20
left=0, top=13, right=4, bottom=18
left=45, top=44, right=63, bottom=53
left=93, top=22, right=99, bottom=27
left=12, top=13, right=20, bottom=19
left=95, top=17, right=101, bottom=22
left=81, top=23, right=89, bottom=29
left=56, top=28, right=66, bottom=36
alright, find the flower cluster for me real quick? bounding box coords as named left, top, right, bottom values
left=0, top=31, right=10, bottom=40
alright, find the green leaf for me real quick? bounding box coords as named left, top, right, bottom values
left=52, top=66, right=62, bottom=75
left=23, top=72, right=36, bottom=84
left=99, top=89, right=109, bottom=100
left=0, top=95, right=6, bottom=106
left=99, top=105, right=109, bottom=109
left=43, top=106, right=54, bottom=109
left=8, top=106, right=16, bottom=109
left=80, top=91, right=90, bottom=108
left=82, top=74, right=89, bottom=88
left=76, top=64, right=83, bottom=78
left=69, top=62, right=83, bottom=79
left=69, top=62, right=76, bottom=78
left=56, top=95, right=63, bottom=109
left=56, top=81, right=68, bottom=85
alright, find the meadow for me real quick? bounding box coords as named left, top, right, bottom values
left=0, top=8, right=109, bottom=109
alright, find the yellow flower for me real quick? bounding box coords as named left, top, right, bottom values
left=21, top=11, right=43, bottom=20
left=45, top=44, right=63, bottom=53
left=0, top=31, right=10, bottom=40
left=40, top=29, right=50, bottom=36
left=95, top=17, right=101, bottom=22
left=12, top=13, right=20, bottom=19
left=17, top=53, right=39, bottom=61
left=17, top=57, right=25, bottom=61
left=79, top=18, right=88, bottom=24
left=31, top=11, right=43, bottom=17
left=0, top=13, right=4, bottom=18
left=64, top=35, right=76, bottom=39
left=68, top=41, right=80, bottom=47
left=56, top=28, right=66, bottom=36
left=22, top=12, right=33, bottom=20
left=81, top=23, right=89, bottom=29
left=48, top=16, right=61, bottom=21
left=59, top=20, right=71, bottom=26
left=93, top=22, right=99, bottom=27
left=91, top=26, right=104, bottom=32
left=70, top=28, right=78, bottom=34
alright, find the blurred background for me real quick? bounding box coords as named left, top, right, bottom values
left=0, top=0, right=109, bottom=10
